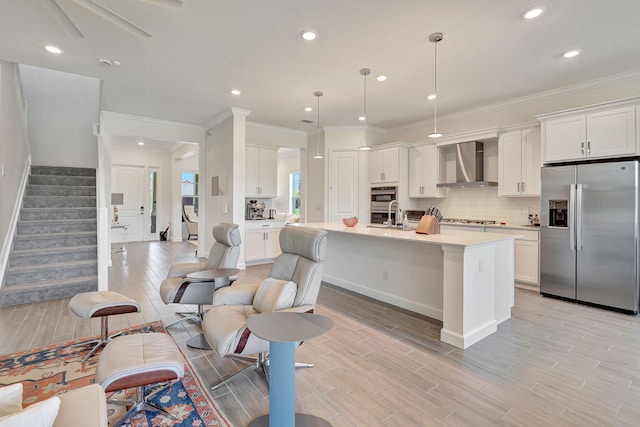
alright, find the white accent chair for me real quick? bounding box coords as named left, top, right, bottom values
left=183, top=205, right=199, bottom=240
left=202, top=226, right=328, bottom=389
left=159, top=222, right=241, bottom=328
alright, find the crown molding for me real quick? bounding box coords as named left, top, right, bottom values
left=390, top=67, right=640, bottom=133
left=101, top=110, right=204, bottom=131
left=323, top=125, right=387, bottom=135
left=246, top=121, right=307, bottom=136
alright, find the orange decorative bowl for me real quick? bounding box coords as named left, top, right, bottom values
left=342, top=217, right=358, bottom=227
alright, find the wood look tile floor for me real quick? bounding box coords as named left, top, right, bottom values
left=1, top=240, right=640, bottom=426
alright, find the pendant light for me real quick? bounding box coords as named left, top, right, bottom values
left=313, top=91, right=323, bottom=159
left=428, top=32, right=444, bottom=139
left=358, top=68, right=371, bottom=151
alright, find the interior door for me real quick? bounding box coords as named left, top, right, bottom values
left=329, top=150, right=358, bottom=222
left=112, top=165, right=146, bottom=243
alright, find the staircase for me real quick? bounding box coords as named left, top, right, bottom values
left=0, top=166, right=98, bottom=307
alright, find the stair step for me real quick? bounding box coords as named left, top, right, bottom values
left=17, top=219, right=97, bottom=235
left=29, top=175, right=96, bottom=186
left=31, top=166, right=96, bottom=177
left=4, top=260, right=98, bottom=286
left=21, top=207, right=96, bottom=221
left=9, top=245, right=98, bottom=267
left=26, top=185, right=96, bottom=197
left=0, top=276, right=98, bottom=307
left=23, top=196, right=96, bottom=209
left=13, top=231, right=97, bottom=250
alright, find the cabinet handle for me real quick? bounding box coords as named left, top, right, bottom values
left=581, top=142, right=585, bottom=155
left=587, top=141, right=591, bottom=154
left=522, top=182, right=526, bottom=192
left=517, top=182, right=521, bottom=192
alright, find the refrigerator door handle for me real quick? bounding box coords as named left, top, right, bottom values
left=576, top=183, right=583, bottom=251
left=569, top=184, right=576, bottom=250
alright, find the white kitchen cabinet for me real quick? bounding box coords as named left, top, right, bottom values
left=498, top=127, right=541, bottom=197
left=369, top=147, right=399, bottom=184
left=490, top=227, right=539, bottom=287
left=514, top=240, right=539, bottom=284
left=409, top=144, right=446, bottom=198
left=246, top=146, right=278, bottom=198
left=541, top=105, right=636, bottom=163
left=245, top=221, right=284, bottom=264
left=442, top=225, right=540, bottom=288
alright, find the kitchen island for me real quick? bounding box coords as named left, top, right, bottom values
left=293, top=222, right=520, bottom=349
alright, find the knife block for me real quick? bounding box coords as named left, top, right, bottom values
left=416, top=215, right=440, bottom=235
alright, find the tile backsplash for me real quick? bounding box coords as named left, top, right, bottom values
left=415, top=187, right=540, bottom=226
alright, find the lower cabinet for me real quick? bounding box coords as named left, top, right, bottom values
left=245, top=222, right=284, bottom=264
left=441, top=225, right=540, bottom=288
left=492, top=228, right=540, bottom=287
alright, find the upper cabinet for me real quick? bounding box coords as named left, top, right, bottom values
left=539, top=101, right=637, bottom=164
left=409, top=144, right=446, bottom=198
left=246, top=145, right=278, bottom=198
left=498, top=127, right=541, bottom=197
left=369, top=147, right=399, bottom=184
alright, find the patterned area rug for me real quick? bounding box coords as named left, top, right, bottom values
left=0, top=322, right=231, bottom=427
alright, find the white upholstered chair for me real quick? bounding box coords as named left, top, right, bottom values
left=183, top=205, right=199, bottom=240
left=159, top=222, right=241, bottom=327
left=202, top=226, right=328, bottom=389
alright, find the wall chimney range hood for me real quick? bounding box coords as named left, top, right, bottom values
left=436, top=141, right=498, bottom=188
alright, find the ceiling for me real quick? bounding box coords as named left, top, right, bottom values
left=2, top=0, right=640, bottom=133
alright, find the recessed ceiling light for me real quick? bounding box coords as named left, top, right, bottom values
left=230, top=89, right=241, bottom=95
left=301, top=30, right=317, bottom=41
left=376, top=75, right=388, bottom=82
left=563, top=48, right=582, bottom=58
left=358, top=116, right=366, bottom=121
left=45, top=45, right=63, bottom=54
left=304, top=107, right=313, bottom=112
left=137, top=141, right=144, bottom=146
left=427, top=93, right=437, bottom=100
left=524, top=7, right=545, bottom=19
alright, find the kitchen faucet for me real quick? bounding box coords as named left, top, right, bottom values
left=387, top=200, right=400, bottom=228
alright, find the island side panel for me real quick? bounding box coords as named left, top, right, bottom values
left=322, top=231, right=444, bottom=321
left=440, top=243, right=498, bottom=349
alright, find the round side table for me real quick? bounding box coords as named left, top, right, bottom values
left=246, top=312, right=333, bottom=427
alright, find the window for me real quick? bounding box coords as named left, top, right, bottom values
left=290, top=172, right=300, bottom=214
left=181, top=172, right=199, bottom=214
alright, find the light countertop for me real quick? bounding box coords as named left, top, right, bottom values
left=295, top=222, right=521, bottom=247
left=440, top=222, right=540, bottom=232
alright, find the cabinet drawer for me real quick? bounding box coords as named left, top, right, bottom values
left=492, top=228, right=539, bottom=241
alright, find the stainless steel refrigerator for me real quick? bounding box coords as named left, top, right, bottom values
left=540, top=160, right=639, bottom=314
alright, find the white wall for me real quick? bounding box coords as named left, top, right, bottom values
left=246, top=122, right=307, bottom=148
left=19, top=65, right=99, bottom=168
left=203, top=109, right=250, bottom=265
left=0, top=61, right=31, bottom=286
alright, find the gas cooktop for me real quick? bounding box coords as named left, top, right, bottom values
left=441, top=218, right=497, bottom=225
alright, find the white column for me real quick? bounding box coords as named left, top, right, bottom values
left=440, top=242, right=498, bottom=349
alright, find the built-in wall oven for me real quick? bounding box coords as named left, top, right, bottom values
left=370, top=186, right=398, bottom=224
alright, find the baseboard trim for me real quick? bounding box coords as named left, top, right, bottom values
left=0, top=157, right=31, bottom=288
